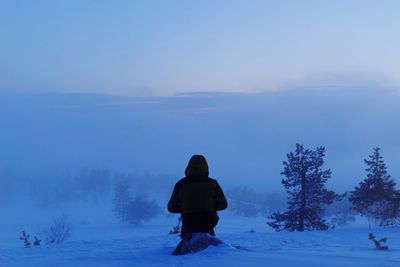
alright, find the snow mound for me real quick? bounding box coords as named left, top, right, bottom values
left=172, top=232, right=224, bottom=255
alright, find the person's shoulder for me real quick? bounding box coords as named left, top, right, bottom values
left=177, top=176, right=219, bottom=185
left=207, top=177, right=219, bottom=184
left=175, top=177, right=188, bottom=186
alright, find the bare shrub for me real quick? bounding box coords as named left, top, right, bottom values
left=44, top=215, right=72, bottom=244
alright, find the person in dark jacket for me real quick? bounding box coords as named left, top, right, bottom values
left=168, top=155, right=228, bottom=238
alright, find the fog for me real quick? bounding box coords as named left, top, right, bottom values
left=1, top=86, right=399, bottom=195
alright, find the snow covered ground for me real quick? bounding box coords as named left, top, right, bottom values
left=1, top=210, right=399, bottom=267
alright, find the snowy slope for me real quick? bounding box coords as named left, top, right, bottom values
left=1, top=214, right=399, bottom=267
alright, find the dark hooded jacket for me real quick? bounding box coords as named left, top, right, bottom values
left=167, top=155, right=228, bottom=235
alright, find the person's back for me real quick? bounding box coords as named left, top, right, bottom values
left=168, top=155, right=228, bottom=238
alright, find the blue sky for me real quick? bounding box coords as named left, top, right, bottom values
left=1, top=0, right=400, bottom=95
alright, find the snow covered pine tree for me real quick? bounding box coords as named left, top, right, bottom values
left=349, top=147, right=400, bottom=227
left=268, top=143, right=339, bottom=231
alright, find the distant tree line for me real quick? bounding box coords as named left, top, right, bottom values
left=2, top=144, right=398, bottom=230
left=267, top=144, right=400, bottom=231
left=22, top=169, right=174, bottom=207
left=0, top=168, right=172, bottom=226
left=226, top=187, right=286, bottom=218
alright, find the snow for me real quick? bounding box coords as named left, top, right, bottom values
left=1, top=212, right=399, bottom=267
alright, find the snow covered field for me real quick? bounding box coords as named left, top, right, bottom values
left=1, top=211, right=399, bottom=267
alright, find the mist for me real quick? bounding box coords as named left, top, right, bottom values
left=1, top=85, right=399, bottom=194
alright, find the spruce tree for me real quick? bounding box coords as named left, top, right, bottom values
left=112, top=178, right=161, bottom=225
left=349, top=147, right=400, bottom=227
left=268, top=143, right=338, bottom=231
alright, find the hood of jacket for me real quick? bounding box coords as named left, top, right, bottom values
left=185, top=155, right=209, bottom=177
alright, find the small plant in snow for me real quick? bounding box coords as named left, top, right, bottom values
left=44, top=215, right=72, bottom=244
left=368, top=232, right=389, bottom=250
left=33, top=236, right=42, bottom=246
left=20, top=231, right=31, bottom=248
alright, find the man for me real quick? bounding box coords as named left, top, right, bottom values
left=168, top=155, right=228, bottom=238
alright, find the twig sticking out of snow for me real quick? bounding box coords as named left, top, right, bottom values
left=368, top=232, right=389, bottom=250
left=169, top=216, right=182, bottom=235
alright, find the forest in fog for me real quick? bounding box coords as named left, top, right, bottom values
left=1, top=86, right=399, bottom=228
